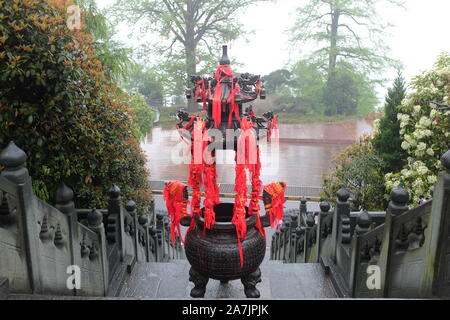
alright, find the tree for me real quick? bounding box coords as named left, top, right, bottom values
left=123, top=65, right=165, bottom=107
left=129, top=93, right=156, bottom=141
left=321, top=136, right=387, bottom=211
left=112, top=0, right=271, bottom=111
left=372, top=71, right=408, bottom=174
left=321, top=62, right=378, bottom=116
left=322, top=67, right=359, bottom=116
left=75, top=0, right=134, bottom=82
left=289, top=0, right=402, bottom=80
left=0, top=0, right=152, bottom=211
left=275, top=61, right=325, bottom=115
left=263, top=69, right=291, bottom=93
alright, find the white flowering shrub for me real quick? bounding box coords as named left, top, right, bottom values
left=386, top=53, right=450, bottom=205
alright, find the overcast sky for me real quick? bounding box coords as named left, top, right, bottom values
left=97, top=0, right=450, bottom=103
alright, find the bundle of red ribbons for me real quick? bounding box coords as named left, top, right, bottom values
left=165, top=64, right=281, bottom=268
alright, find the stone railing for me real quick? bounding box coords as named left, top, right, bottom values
left=271, top=149, right=450, bottom=298
left=0, top=142, right=183, bottom=297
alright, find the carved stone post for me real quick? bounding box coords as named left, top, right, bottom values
left=338, top=189, right=352, bottom=244
left=290, top=215, right=298, bottom=263
left=0, top=141, right=42, bottom=293
left=125, top=200, right=138, bottom=262
left=106, top=186, right=121, bottom=245
left=138, top=215, right=150, bottom=262
left=423, top=150, right=450, bottom=297
left=317, top=201, right=331, bottom=261
left=54, top=183, right=80, bottom=295
left=156, top=212, right=164, bottom=262
left=378, top=186, right=409, bottom=297
left=331, top=189, right=350, bottom=262
left=349, top=210, right=373, bottom=296
left=304, top=211, right=315, bottom=263
left=299, top=198, right=307, bottom=225
left=88, top=209, right=109, bottom=295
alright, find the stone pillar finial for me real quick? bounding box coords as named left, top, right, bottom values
left=126, top=200, right=137, bottom=216
left=388, top=186, right=409, bottom=217
left=139, top=215, right=148, bottom=227
left=88, top=209, right=104, bottom=229
left=54, top=182, right=76, bottom=216
left=306, top=212, right=315, bottom=228
left=336, top=188, right=351, bottom=244
left=336, top=188, right=350, bottom=202
left=0, top=141, right=29, bottom=184
left=320, top=201, right=331, bottom=213
left=108, top=185, right=121, bottom=200
left=441, top=149, right=450, bottom=171
left=355, top=210, right=372, bottom=236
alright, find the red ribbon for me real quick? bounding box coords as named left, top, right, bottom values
left=267, top=115, right=278, bottom=142
left=264, top=182, right=287, bottom=228
left=213, top=65, right=235, bottom=128
left=195, top=78, right=207, bottom=111
left=163, top=181, right=189, bottom=245
left=227, top=80, right=241, bottom=128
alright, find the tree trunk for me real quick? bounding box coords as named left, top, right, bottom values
left=328, top=9, right=340, bottom=81
left=186, top=42, right=198, bottom=112
left=185, top=2, right=198, bottom=113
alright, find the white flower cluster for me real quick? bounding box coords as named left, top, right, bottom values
left=385, top=53, right=450, bottom=206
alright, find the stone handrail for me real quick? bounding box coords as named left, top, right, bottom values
left=320, top=149, right=450, bottom=298
left=269, top=148, right=450, bottom=299
left=0, top=141, right=183, bottom=297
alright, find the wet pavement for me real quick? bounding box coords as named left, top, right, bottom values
left=118, top=260, right=337, bottom=300
left=141, top=119, right=373, bottom=188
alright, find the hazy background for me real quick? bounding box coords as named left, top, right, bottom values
left=97, top=0, right=450, bottom=104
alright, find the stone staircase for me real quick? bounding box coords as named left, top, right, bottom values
left=6, top=260, right=337, bottom=300
left=117, top=259, right=337, bottom=299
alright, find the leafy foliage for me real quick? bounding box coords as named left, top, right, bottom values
left=122, top=65, right=165, bottom=107
left=265, top=60, right=377, bottom=117
left=287, top=0, right=401, bottom=117
left=111, top=0, right=271, bottom=105
left=321, top=136, right=387, bottom=211
left=372, top=71, right=408, bottom=173
left=129, top=93, right=155, bottom=141
left=263, top=69, right=291, bottom=93
left=75, top=0, right=133, bottom=82
left=385, top=53, right=450, bottom=205
left=0, top=0, right=152, bottom=211
left=322, top=68, right=359, bottom=116
left=289, top=0, right=402, bottom=78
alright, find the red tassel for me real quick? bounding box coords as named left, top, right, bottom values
left=264, top=182, right=287, bottom=228
left=237, top=239, right=244, bottom=268
left=267, top=115, right=278, bottom=142
left=163, top=181, right=189, bottom=245
left=249, top=147, right=265, bottom=238
left=227, top=80, right=241, bottom=128
left=194, top=78, right=207, bottom=111
left=213, top=65, right=234, bottom=128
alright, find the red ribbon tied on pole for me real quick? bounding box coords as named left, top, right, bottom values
left=264, top=182, right=287, bottom=228
left=163, top=181, right=189, bottom=245
left=195, top=78, right=207, bottom=111
left=212, top=65, right=235, bottom=128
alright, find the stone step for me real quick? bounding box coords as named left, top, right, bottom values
left=6, top=260, right=337, bottom=300
left=0, top=278, right=9, bottom=300
left=118, top=260, right=337, bottom=299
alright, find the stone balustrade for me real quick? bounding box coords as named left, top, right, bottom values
left=271, top=148, right=450, bottom=298
left=0, top=142, right=182, bottom=297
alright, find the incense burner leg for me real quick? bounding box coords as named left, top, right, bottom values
left=189, top=267, right=209, bottom=298
left=241, top=268, right=262, bottom=298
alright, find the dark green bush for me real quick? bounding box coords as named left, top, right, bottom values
left=0, top=0, right=152, bottom=211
